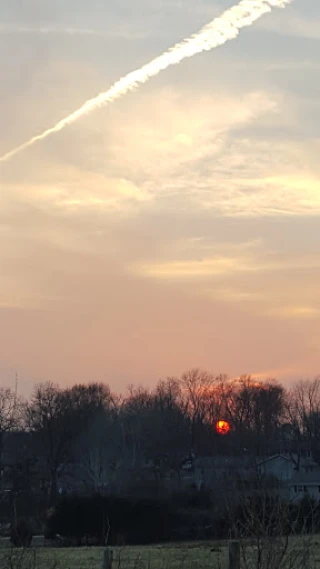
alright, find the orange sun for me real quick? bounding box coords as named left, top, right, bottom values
left=216, top=420, right=231, bottom=435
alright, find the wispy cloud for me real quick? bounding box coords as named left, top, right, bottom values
left=0, top=24, right=107, bottom=36
left=0, top=23, right=153, bottom=40
left=269, top=305, right=320, bottom=320
left=133, top=234, right=320, bottom=279
left=0, top=0, right=291, bottom=163
left=1, top=172, right=151, bottom=215
left=195, top=174, right=320, bottom=217
left=135, top=250, right=320, bottom=280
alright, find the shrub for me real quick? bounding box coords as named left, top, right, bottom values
left=172, top=488, right=213, bottom=509
left=46, top=494, right=177, bottom=546
left=10, top=519, right=33, bottom=547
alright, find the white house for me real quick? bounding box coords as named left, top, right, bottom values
left=258, top=452, right=319, bottom=478
left=257, top=452, right=320, bottom=502
left=288, top=470, right=320, bottom=502
left=258, top=454, right=297, bottom=483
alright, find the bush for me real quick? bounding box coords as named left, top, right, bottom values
left=10, top=519, right=33, bottom=547
left=172, top=488, right=213, bottom=509
left=46, top=494, right=177, bottom=546
left=289, top=495, right=320, bottom=534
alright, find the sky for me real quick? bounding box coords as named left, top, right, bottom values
left=0, top=0, right=319, bottom=396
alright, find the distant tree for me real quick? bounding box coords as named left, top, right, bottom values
left=179, top=368, right=217, bottom=451
left=0, top=387, right=20, bottom=483
left=203, top=374, right=232, bottom=426
left=286, top=377, right=320, bottom=463
left=68, top=382, right=116, bottom=422
left=117, top=381, right=191, bottom=493
left=26, top=383, right=78, bottom=504
left=226, top=376, right=286, bottom=455
left=26, top=382, right=118, bottom=503
left=75, top=410, right=131, bottom=494
left=149, top=378, right=191, bottom=484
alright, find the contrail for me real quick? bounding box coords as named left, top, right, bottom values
left=0, top=0, right=292, bottom=163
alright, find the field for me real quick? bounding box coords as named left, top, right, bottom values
left=0, top=541, right=227, bottom=569
left=1, top=538, right=320, bottom=569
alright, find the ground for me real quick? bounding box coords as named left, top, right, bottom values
left=0, top=541, right=226, bottom=569
left=1, top=538, right=320, bottom=569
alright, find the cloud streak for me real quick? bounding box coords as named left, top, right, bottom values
left=135, top=249, right=320, bottom=280
left=0, top=0, right=292, bottom=163
left=0, top=24, right=150, bottom=40
left=0, top=24, right=107, bottom=36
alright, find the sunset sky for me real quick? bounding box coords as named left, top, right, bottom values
left=0, top=0, right=319, bottom=396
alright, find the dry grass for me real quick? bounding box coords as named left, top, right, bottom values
left=0, top=538, right=320, bottom=569
left=0, top=542, right=226, bottom=569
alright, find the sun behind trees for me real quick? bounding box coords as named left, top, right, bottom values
left=1, top=370, right=320, bottom=545
left=1, top=371, right=316, bottom=491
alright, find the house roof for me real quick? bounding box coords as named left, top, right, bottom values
left=194, top=455, right=254, bottom=470
left=258, top=453, right=320, bottom=469
left=257, top=454, right=292, bottom=466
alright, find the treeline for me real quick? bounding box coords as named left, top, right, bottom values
left=1, top=369, right=320, bottom=540
left=1, top=370, right=320, bottom=501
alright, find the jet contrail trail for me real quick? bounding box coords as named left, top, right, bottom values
left=0, top=0, right=292, bottom=163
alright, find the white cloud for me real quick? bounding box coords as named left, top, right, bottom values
left=1, top=170, right=151, bottom=216
left=135, top=248, right=320, bottom=280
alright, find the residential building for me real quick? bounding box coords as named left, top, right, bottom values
left=289, top=470, right=320, bottom=502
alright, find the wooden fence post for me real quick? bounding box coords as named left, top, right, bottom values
left=228, top=540, right=240, bottom=569
left=102, top=547, right=113, bottom=569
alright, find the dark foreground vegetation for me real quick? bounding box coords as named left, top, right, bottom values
left=42, top=492, right=320, bottom=546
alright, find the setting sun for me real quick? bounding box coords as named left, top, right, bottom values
left=216, top=420, right=231, bottom=435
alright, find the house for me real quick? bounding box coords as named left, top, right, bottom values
left=289, top=470, right=320, bottom=502
left=257, top=454, right=297, bottom=483
left=193, top=455, right=255, bottom=491
left=256, top=452, right=320, bottom=502
left=182, top=452, right=320, bottom=500
left=259, top=451, right=319, bottom=477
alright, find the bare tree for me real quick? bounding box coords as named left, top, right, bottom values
left=180, top=368, right=217, bottom=450
left=220, top=458, right=316, bottom=569
left=26, top=382, right=119, bottom=503
left=116, top=381, right=191, bottom=493
left=229, top=492, right=313, bottom=569
left=286, top=377, right=320, bottom=465
left=149, top=378, right=191, bottom=486
left=68, top=383, right=116, bottom=419
left=76, top=411, right=129, bottom=494
left=0, top=388, right=21, bottom=487
left=121, top=385, right=154, bottom=471
left=26, top=383, right=78, bottom=504
left=226, top=376, right=286, bottom=456
left=203, top=374, right=233, bottom=427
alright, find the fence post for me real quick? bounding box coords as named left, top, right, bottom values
left=228, top=540, right=240, bottom=569
left=102, top=547, right=113, bottom=569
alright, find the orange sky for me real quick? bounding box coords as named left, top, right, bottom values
left=0, top=0, right=319, bottom=395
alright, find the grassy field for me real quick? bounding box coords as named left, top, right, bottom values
left=1, top=538, right=320, bottom=569
left=0, top=542, right=226, bottom=569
